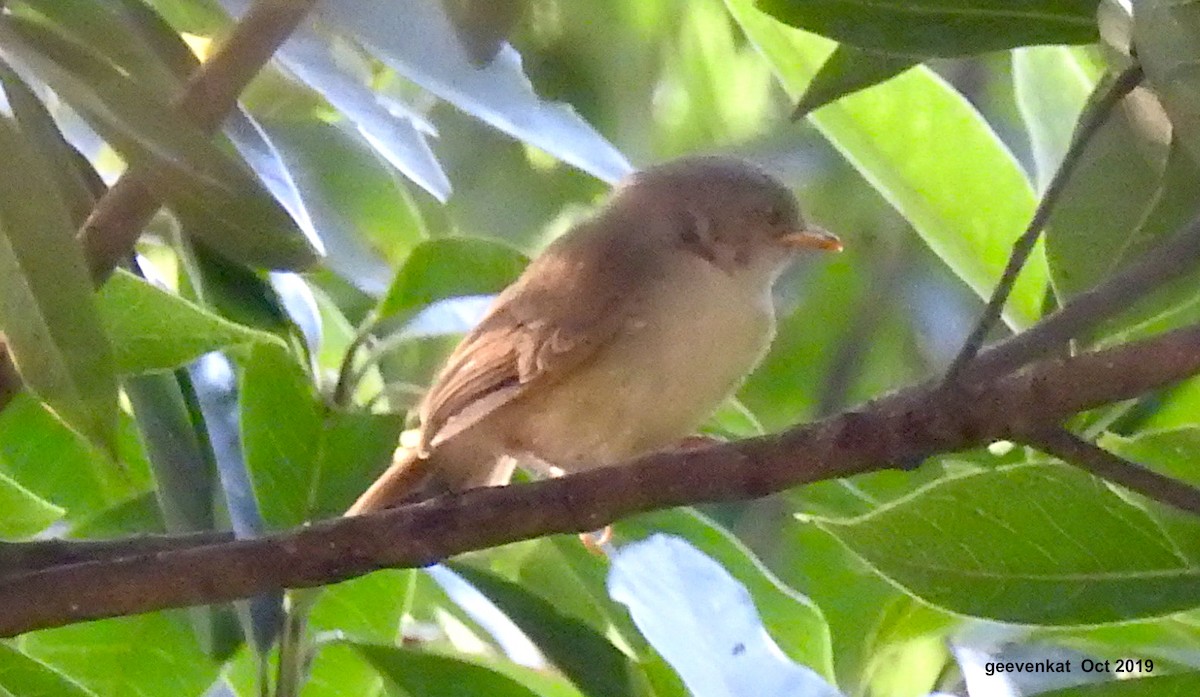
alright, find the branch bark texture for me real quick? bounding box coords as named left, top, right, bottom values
left=4, top=322, right=1200, bottom=637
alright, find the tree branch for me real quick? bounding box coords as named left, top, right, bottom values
left=0, top=0, right=320, bottom=411
left=946, top=63, right=1145, bottom=379
left=1022, top=428, right=1200, bottom=516
left=5, top=321, right=1200, bottom=637
left=963, top=210, right=1200, bottom=383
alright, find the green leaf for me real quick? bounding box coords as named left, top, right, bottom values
left=239, top=344, right=403, bottom=527
left=262, top=119, right=427, bottom=295
left=816, top=463, right=1200, bottom=624
left=0, top=58, right=96, bottom=226
left=0, top=643, right=95, bottom=697
left=0, top=467, right=64, bottom=538
left=18, top=613, right=219, bottom=697
left=1044, top=87, right=1170, bottom=300
left=124, top=371, right=214, bottom=532
left=450, top=564, right=640, bottom=697
left=1038, top=673, right=1200, bottom=696
left=608, top=534, right=840, bottom=697
left=726, top=0, right=1045, bottom=329
left=757, top=0, right=1100, bottom=57
left=0, top=394, right=153, bottom=520
left=353, top=642, right=580, bottom=697
left=376, top=237, right=528, bottom=324
left=615, top=508, right=835, bottom=681
left=1136, top=0, right=1200, bottom=166
left=0, top=17, right=320, bottom=270
left=97, top=270, right=282, bottom=374
left=323, top=0, right=632, bottom=184
left=791, top=45, right=916, bottom=119
left=0, top=116, right=118, bottom=453
left=1011, top=46, right=1101, bottom=191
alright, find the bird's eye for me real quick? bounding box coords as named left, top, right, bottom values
left=680, top=228, right=701, bottom=244
left=766, top=205, right=787, bottom=226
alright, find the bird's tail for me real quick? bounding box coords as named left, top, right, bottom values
left=345, top=445, right=436, bottom=516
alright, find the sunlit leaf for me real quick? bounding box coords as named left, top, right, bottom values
left=376, top=237, right=527, bottom=324
left=239, top=344, right=402, bottom=527
left=609, top=535, right=842, bottom=697
left=0, top=643, right=95, bottom=697
left=96, top=270, right=283, bottom=374
left=0, top=467, right=64, bottom=538
left=614, top=508, right=835, bottom=680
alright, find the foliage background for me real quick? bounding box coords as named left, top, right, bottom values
left=3, top=0, right=1200, bottom=695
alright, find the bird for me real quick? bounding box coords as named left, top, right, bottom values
left=346, top=155, right=842, bottom=516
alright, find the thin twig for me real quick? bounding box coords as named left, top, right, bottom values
left=964, top=210, right=1200, bottom=383
left=1023, top=427, right=1200, bottom=517
left=5, top=320, right=1200, bottom=636
left=0, top=0, right=321, bottom=414
left=945, top=63, right=1144, bottom=380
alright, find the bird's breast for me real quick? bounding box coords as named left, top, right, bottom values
left=510, top=260, right=776, bottom=469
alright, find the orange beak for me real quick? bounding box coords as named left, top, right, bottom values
left=778, top=226, right=843, bottom=252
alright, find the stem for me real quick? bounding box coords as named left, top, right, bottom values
left=945, top=63, right=1145, bottom=381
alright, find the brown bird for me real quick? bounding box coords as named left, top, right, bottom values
left=347, top=156, right=841, bottom=515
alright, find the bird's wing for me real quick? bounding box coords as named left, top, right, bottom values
left=418, top=222, right=653, bottom=452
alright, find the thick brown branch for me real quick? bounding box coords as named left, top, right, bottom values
left=0, top=0, right=319, bottom=410
left=4, top=322, right=1200, bottom=637
left=1023, top=428, right=1200, bottom=516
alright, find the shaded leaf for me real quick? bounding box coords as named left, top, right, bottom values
left=319, top=0, right=632, bottom=184
left=757, top=0, right=1100, bottom=57
left=726, top=0, right=1045, bottom=329
left=1136, top=0, right=1200, bottom=166
left=817, top=463, right=1200, bottom=624
left=353, top=642, right=577, bottom=697
left=0, top=17, right=320, bottom=270
left=188, top=352, right=284, bottom=651
left=792, top=45, right=916, bottom=119
left=263, top=120, right=428, bottom=295
left=442, top=0, right=529, bottom=67
left=450, top=564, right=640, bottom=697
left=0, top=116, right=117, bottom=452
left=1044, top=87, right=1170, bottom=299
left=0, top=58, right=95, bottom=225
